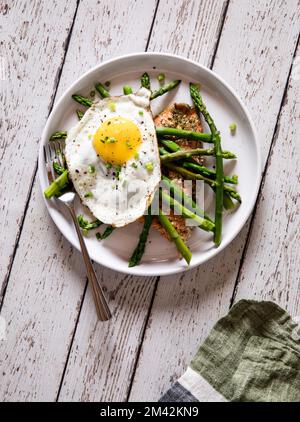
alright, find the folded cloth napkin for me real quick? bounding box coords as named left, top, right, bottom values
left=159, top=300, right=300, bottom=402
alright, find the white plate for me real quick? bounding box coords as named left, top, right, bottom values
left=39, top=53, right=261, bottom=277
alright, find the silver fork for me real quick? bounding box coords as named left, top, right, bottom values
left=44, top=141, right=112, bottom=321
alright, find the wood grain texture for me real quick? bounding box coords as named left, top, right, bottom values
left=234, top=42, right=300, bottom=313
left=148, top=0, right=228, bottom=66
left=57, top=0, right=228, bottom=402
left=0, top=0, right=157, bottom=402
left=129, top=0, right=300, bottom=401
left=59, top=271, right=156, bottom=402
left=0, top=0, right=78, bottom=296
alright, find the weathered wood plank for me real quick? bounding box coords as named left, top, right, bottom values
left=58, top=0, right=228, bottom=402
left=0, top=0, right=78, bottom=296
left=234, top=41, right=300, bottom=313
left=129, top=0, right=300, bottom=401
left=0, top=0, right=157, bottom=402
left=148, top=0, right=228, bottom=66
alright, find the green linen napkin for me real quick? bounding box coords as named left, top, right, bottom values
left=160, top=300, right=300, bottom=402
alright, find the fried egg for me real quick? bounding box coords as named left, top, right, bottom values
left=65, top=88, right=161, bottom=227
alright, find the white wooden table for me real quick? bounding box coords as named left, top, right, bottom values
left=0, top=0, right=299, bottom=402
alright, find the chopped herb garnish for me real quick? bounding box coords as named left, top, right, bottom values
left=88, top=164, right=95, bottom=174
left=131, top=162, right=138, bottom=169
left=145, top=161, right=154, bottom=172
left=106, top=162, right=112, bottom=169
left=106, top=136, right=117, bottom=144
left=229, top=123, right=237, bottom=135
left=157, top=73, right=165, bottom=83
left=134, top=152, right=139, bottom=160
left=88, top=134, right=92, bottom=140
left=100, top=136, right=117, bottom=144
left=125, top=140, right=133, bottom=149
left=108, top=102, right=116, bottom=112
left=84, top=191, right=93, bottom=198
left=115, top=164, right=122, bottom=179
left=138, top=110, right=144, bottom=116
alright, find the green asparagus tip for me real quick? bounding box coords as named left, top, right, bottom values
left=128, top=210, right=153, bottom=267
left=72, top=94, right=92, bottom=107
left=95, top=82, right=110, bottom=98
left=141, top=72, right=151, bottom=90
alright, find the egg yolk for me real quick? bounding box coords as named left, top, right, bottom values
left=93, top=117, right=142, bottom=166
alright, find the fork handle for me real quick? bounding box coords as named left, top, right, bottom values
left=66, top=205, right=112, bottom=321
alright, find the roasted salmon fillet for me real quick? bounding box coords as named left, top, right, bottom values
left=154, top=103, right=204, bottom=241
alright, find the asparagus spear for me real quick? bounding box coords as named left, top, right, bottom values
left=161, top=175, right=213, bottom=223
left=49, top=131, right=67, bottom=141
left=160, top=151, right=238, bottom=208
left=123, top=85, right=133, bottom=95
left=160, top=190, right=214, bottom=233
left=160, top=142, right=238, bottom=188
left=182, top=162, right=238, bottom=185
left=72, top=94, right=92, bottom=107
left=76, top=109, right=84, bottom=120
left=96, top=225, right=114, bottom=240
left=190, top=83, right=224, bottom=246
left=95, top=82, right=110, bottom=98
left=164, top=162, right=241, bottom=203
left=160, top=147, right=236, bottom=163
left=158, top=209, right=192, bottom=265
left=141, top=72, right=151, bottom=90
left=128, top=209, right=153, bottom=267
left=151, top=80, right=181, bottom=100
left=156, top=127, right=213, bottom=143
left=44, top=169, right=69, bottom=199
left=159, top=139, right=236, bottom=159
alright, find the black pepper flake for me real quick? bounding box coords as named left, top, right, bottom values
left=75, top=169, right=79, bottom=173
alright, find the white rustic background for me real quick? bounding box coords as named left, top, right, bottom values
left=0, top=0, right=299, bottom=401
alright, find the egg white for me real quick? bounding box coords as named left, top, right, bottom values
left=65, top=88, right=161, bottom=227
